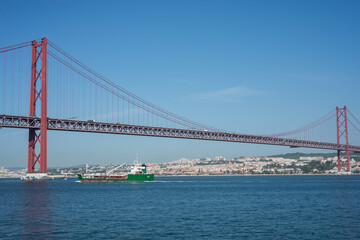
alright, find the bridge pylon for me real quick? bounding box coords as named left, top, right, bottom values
left=27, top=38, right=48, bottom=174
left=336, top=106, right=350, bottom=173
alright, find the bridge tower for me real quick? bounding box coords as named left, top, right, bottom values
left=27, top=38, right=48, bottom=174
left=336, top=106, right=350, bottom=172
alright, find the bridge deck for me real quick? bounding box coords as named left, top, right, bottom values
left=1, top=115, right=359, bottom=153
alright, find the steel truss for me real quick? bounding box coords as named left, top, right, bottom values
left=1, top=114, right=359, bottom=153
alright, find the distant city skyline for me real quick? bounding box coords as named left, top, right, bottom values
left=1, top=0, right=360, bottom=168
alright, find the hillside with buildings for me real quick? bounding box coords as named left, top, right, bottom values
left=2, top=153, right=360, bottom=178
left=3, top=152, right=360, bottom=178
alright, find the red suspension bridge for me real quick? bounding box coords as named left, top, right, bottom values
left=0, top=38, right=359, bottom=175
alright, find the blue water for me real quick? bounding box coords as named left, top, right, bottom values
left=1, top=176, right=360, bottom=239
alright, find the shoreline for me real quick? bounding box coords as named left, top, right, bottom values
left=1, top=173, right=359, bottom=179
left=155, top=173, right=359, bottom=177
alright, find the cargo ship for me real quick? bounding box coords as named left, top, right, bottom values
left=77, top=162, right=154, bottom=182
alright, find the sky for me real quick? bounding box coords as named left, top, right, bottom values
left=0, top=0, right=360, bottom=168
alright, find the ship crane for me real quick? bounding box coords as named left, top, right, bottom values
left=106, top=163, right=127, bottom=175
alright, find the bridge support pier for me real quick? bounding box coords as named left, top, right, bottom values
left=336, top=106, right=350, bottom=173
left=27, top=38, right=48, bottom=174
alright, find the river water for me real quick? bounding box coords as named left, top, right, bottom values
left=0, top=175, right=359, bottom=239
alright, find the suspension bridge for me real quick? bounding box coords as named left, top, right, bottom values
left=0, top=38, right=359, bottom=177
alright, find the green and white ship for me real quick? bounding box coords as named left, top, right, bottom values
left=78, top=162, right=154, bottom=182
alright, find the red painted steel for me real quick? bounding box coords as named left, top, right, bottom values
left=27, top=40, right=37, bottom=173
left=40, top=38, right=47, bottom=173
left=2, top=114, right=360, bottom=153
left=27, top=38, right=48, bottom=173
left=336, top=106, right=351, bottom=172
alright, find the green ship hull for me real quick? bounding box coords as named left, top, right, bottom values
left=78, top=173, right=154, bottom=182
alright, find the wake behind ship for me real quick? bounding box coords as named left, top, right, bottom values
left=78, top=163, right=154, bottom=182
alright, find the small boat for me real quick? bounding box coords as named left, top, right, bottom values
left=77, top=162, right=154, bottom=182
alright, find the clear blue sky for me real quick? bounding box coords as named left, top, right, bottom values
left=0, top=0, right=359, bottom=168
